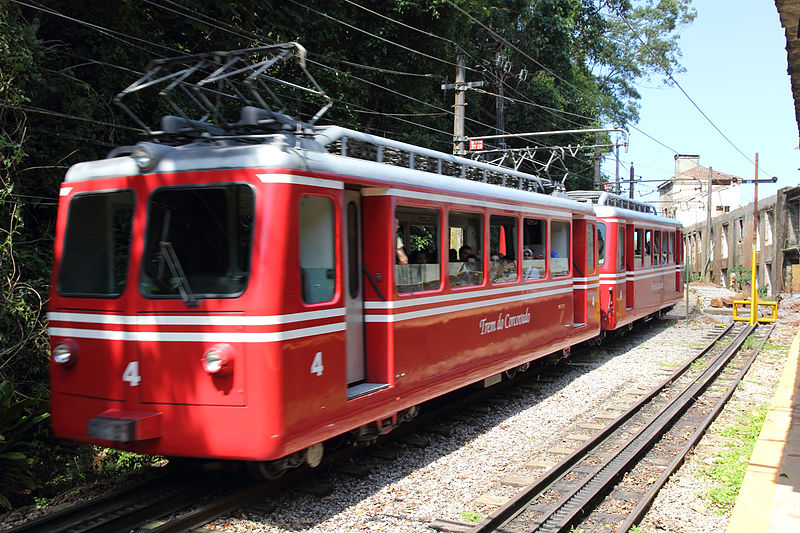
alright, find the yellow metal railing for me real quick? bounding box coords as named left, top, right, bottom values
left=732, top=299, right=778, bottom=324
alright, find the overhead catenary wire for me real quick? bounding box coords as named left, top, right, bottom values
left=285, top=0, right=475, bottom=72
left=14, top=0, right=631, bottom=185
left=608, top=3, right=770, bottom=176
left=444, top=0, right=683, bottom=155
left=12, top=0, right=185, bottom=57
left=8, top=1, right=456, bottom=141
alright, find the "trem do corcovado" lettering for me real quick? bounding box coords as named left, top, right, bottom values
left=479, top=307, right=531, bottom=335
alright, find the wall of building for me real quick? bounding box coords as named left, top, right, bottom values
left=683, top=185, right=800, bottom=295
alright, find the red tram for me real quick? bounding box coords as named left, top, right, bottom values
left=567, top=192, right=684, bottom=333
left=47, top=47, right=682, bottom=477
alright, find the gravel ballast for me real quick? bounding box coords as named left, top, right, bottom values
left=3, top=287, right=796, bottom=533
left=204, top=296, right=796, bottom=532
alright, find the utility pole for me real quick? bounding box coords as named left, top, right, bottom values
left=495, top=48, right=506, bottom=149
left=703, top=167, right=713, bottom=282
left=593, top=133, right=602, bottom=190
left=628, top=163, right=635, bottom=199
left=614, top=141, right=620, bottom=195
left=441, top=50, right=483, bottom=155
left=750, top=153, right=759, bottom=324
left=453, top=51, right=466, bottom=155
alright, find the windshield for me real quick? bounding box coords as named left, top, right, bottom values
left=58, top=190, right=134, bottom=298
left=140, top=184, right=254, bottom=300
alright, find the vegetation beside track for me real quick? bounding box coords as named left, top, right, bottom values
left=700, top=403, right=768, bottom=514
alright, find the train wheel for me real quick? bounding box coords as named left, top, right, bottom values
left=590, top=331, right=606, bottom=346
left=306, top=443, right=324, bottom=468
left=246, top=460, right=287, bottom=480
left=518, top=362, right=530, bottom=373
left=503, top=368, right=517, bottom=380
left=398, top=405, right=419, bottom=423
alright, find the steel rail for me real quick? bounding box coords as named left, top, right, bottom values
left=617, top=323, right=775, bottom=532
left=5, top=471, right=195, bottom=533
left=470, top=323, right=735, bottom=532
left=528, top=324, right=754, bottom=532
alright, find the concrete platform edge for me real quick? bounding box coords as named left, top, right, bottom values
left=726, top=325, right=800, bottom=533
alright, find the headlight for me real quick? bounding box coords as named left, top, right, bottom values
left=52, top=343, right=77, bottom=367
left=202, top=344, right=234, bottom=376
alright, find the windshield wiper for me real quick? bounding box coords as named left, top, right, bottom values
left=154, top=209, right=198, bottom=308
left=158, top=240, right=198, bottom=308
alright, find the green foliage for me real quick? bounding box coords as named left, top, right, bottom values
left=701, top=404, right=768, bottom=514
left=757, top=284, right=768, bottom=298
left=686, top=270, right=701, bottom=283
left=729, top=265, right=751, bottom=292
left=0, top=1, right=50, bottom=401
left=0, top=380, right=49, bottom=510
left=459, top=510, right=483, bottom=523
left=93, top=449, right=160, bottom=476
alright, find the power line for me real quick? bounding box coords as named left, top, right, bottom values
left=285, top=0, right=471, bottom=71
left=444, top=0, right=682, bottom=156
left=609, top=3, right=769, bottom=175
left=13, top=0, right=184, bottom=57
left=5, top=104, right=141, bottom=132
left=343, top=0, right=460, bottom=48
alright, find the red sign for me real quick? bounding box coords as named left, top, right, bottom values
left=469, top=139, right=484, bottom=151
left=603, top=183, right=613, bottom=191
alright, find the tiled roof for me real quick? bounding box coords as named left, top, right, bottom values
left=675, top=165, right=742, bottom=184
left=776, top=0, right=800, bottom=143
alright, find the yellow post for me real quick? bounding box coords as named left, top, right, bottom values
left=750, top=242, right=757, bottom=326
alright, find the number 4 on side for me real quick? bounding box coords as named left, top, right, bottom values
left=122, top=361, right=142, bottom=386
left=310, top=352, right=324, bottom=376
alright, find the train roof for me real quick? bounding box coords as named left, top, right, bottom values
left=63, top=128, right=595, bottom=217
left=567, top=190, right=682, bottom=227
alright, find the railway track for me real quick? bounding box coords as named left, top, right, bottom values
left=455, top=322, right=774, bottom=533
left=9, top=315, right=705, bottom=533
left=6, top=340, right=587, bottom=533
left=4, top=469, right=255, bottom=533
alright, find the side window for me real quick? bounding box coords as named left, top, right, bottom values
left=448, top=211, right=483, bottom=288
left=299, top=196, right=335, bottom=304
left=597, top=222, right=607, bottom=267
left=634, top=229, right=643, bottom=269
left=617, top=226, right=625, bottom=271
left=662, top=231, right=670, bottom=264
left=669, top=231, right=675, bottom=264
left=644, top=229, right=653, bottom=266
left=523, top=217, right=546, bottom=280
left=586, top=223, right=595, bottom=274
left=395, top=206, right=440, bottom=294
left=490, top=215, right=518, bottom=284
left=550, top=220, right=570, bottom=277
left=653, top=230, right=662, bottom=265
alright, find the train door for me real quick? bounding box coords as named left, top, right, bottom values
left=572, top=218, right=589, bottom=326
left=625, top=225, right=635, bottom=310
left=675, top=230, right=683, bottom=293
left=343, top=190, right=365, bottom=385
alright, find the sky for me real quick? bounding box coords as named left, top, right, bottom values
left=600, top=0, right=799, bottom=205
